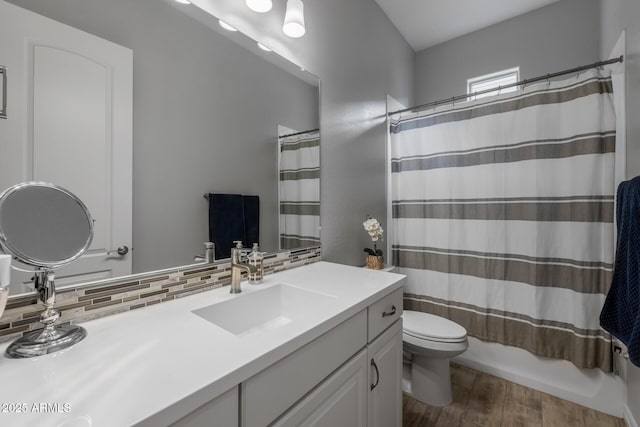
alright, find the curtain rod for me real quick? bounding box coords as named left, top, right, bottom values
left=279, top=128, right=320, bottom=139
left=389, top=55, right=624, bottom=117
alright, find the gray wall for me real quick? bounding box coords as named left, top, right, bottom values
left=6, top=0, right=319, bottom=272
left=288, top=0, right=415, bottom=266
left=176, top=0, right=415, bottom=266
left=599, top=0, right=640, bottom=421
left=414, top=0, right=600, bottom=105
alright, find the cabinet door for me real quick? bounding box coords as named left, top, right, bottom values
left=368, top=319, right=402, bottom=427
left=273, top=349, right=368, bottom=427
left=242, top=310, right=367, bottom=427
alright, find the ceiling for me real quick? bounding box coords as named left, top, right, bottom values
left=374, top=0, right=561, bottom=52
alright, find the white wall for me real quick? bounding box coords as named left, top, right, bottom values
left=414, top=0, right=600, bottom=105
left=600, top=1, right=640, bottom=424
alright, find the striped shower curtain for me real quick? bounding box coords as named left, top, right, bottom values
left=390, top=69, right=616, bottom=370
left=279, top=130, right=320, bottom=249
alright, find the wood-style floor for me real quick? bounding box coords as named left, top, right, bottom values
left=403, top=364, right=625, bottom=427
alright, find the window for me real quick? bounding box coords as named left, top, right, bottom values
left=467, top=67, right=520, bottom=100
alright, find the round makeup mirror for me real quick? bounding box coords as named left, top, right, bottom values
left=0, top=182, right=94, bottom=266
left=0, top=182, right=94, bottom=358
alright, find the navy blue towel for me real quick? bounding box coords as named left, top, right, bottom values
left=600, top=176, right=640, bottom=367
left=208, top=193, right=260, bottom=259
left=243, top=195, right=260, bottom=248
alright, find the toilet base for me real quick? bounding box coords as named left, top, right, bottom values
left=405, top=355, right=453, bottom=407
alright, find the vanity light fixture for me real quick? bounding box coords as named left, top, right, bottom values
left=283, top=0, right=306, bottom=38
left=219, top=20, right=238, bottom=32
left=257, top=43, right=272, bottom=52
left=246, top=0, right=272, bottom=13
left=175, top=0, right=191, bottom=4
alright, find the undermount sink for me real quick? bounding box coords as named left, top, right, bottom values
left=192, top=284, right=337, bottom=338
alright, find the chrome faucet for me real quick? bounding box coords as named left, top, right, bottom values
left=194, top=242, right=215, bottom=263
left=230, top=241, right=257, bottom=294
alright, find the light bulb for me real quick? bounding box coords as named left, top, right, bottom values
left=257, top=43, right=272, bottom=52
left=219, top=20, right=238, bottom=32
left=175, top=0, right=191, bottom=4
left=246, top=0, right=272, bottom=13
left=283, top=0, right=305, bottom=38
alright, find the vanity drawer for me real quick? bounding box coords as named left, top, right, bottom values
left=241, top=309, right=367, bottom=427
left=169, top=386, right=238, bottom=427
left=368, top=287, right=403, bottom=342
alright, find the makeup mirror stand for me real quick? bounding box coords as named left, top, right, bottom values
left=5, top=269, right=87, bottom=359
left=0, top=182, right=94, bottom=358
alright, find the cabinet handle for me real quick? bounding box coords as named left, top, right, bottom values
left=370, top=358, right=380, bottom=391
left=1, top=66, right=6, bottom=119
left=382, top=305, right=396, bottom=318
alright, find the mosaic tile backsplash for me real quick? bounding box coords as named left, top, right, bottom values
left=0, top=246, right=321, bottom=343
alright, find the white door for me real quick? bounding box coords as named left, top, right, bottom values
left=368, top=320, right=403, bottom=427
left=0, top=1, right=133, bottom=293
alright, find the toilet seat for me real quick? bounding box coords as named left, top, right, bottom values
left=403, top=310, right=467, bottom=343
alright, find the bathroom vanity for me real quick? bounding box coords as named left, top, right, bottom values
left=0, top=262, right=404, bottom=426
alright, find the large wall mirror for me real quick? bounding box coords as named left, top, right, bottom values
left=0, top=0, right=320, bottom=295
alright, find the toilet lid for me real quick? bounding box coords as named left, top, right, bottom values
left=403, top=310, right=467, bottom=342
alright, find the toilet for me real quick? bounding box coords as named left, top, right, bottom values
left=402, top=310, right=469, bottom=407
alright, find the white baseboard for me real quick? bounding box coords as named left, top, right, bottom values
left=624, top=405, right=639, bottom=427
left=453, top=337, right=625, bottom=417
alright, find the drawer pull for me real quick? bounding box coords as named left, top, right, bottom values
left=0, top=66, right=6, bottom=119
left=370, top=358, right=380, bottom=390
left=382, top=305, right=396, bottom=318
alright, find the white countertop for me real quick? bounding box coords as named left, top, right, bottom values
left=0, top=262, right=405, bottom=427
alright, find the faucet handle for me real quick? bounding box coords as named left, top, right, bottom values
left=231, top=241, right=250, bottom=263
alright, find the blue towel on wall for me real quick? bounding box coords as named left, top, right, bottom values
left=208, top=193, right=260, bottom=259
left=600, top=176, right=640, bottom=367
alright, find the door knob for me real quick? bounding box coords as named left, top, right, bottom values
left=108, top=245, right=129, bottom=256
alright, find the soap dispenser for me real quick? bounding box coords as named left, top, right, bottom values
left=247, top=243, right=265, bottom=284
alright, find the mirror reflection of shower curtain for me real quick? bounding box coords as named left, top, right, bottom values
left=390, top=69, right=617, bottom=371
left=278, top=130, right=320, bottom=249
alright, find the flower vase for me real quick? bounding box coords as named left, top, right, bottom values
left=366, top=255, right=384, bottom=270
